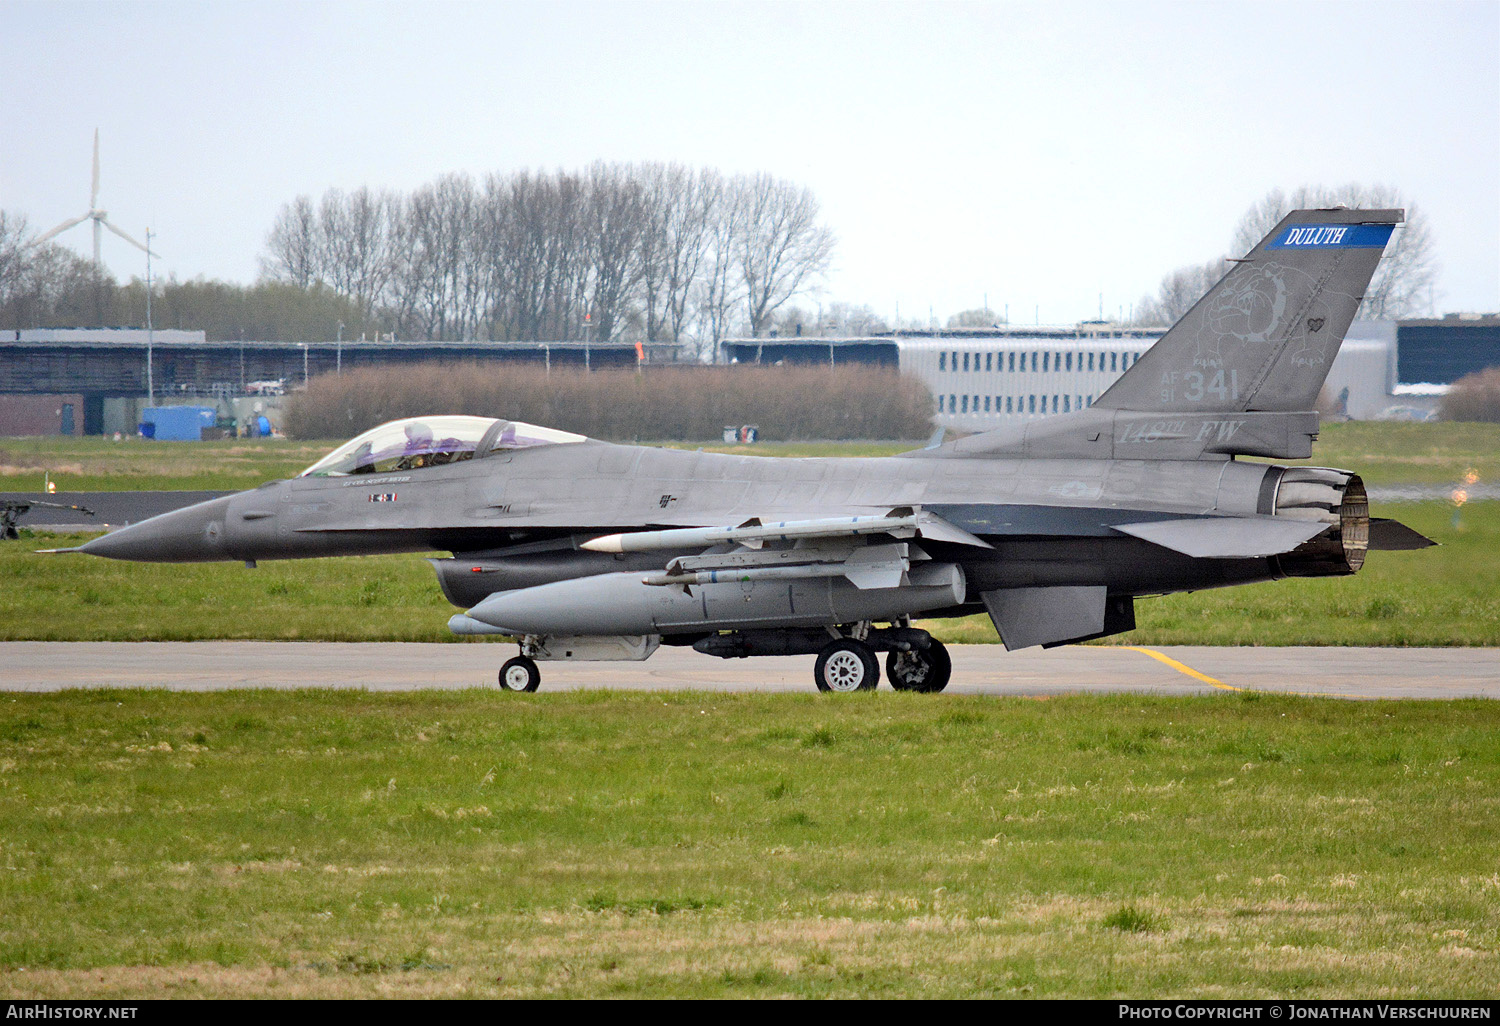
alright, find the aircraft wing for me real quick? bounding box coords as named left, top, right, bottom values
left=640, top=540, right=925, bottom=592
left=576, top=508, right=991, bottom=592
left=580, top=507, right=992, bottom=554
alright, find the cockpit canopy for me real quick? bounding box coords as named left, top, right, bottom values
left=298, top=416, right=586, bottom=477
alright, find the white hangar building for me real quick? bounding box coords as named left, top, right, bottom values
left=723, top=320, right=1397, bottom=430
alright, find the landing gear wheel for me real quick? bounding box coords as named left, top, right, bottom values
left=498, top=655, right=541, bottom=692
left=885, top=640, right=952, bottom=693
left=814, top=639, right=880, bottom=693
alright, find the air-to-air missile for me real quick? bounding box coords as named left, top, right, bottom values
left=49, top=208, right=1433, bottom=693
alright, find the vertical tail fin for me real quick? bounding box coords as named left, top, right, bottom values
left=1096, top=208, right=1402, bottom=413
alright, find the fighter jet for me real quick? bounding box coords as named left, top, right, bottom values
left=55, top=208, right=1432, bottom=692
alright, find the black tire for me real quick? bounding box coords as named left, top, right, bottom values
left=814, top=638, right=880, bottom=692
left=885, top=640, right=952, bottom=693
left=498, top=655, right=541, bottom=692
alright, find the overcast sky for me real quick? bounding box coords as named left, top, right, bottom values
left=3, top=0, right=1496, bottom=326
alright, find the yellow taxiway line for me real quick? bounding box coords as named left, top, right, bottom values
left=1121, top=646, right=1242, bottom=692
left=1119, top=645, right=1389, bottom=700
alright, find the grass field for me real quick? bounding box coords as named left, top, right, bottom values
left=1, top=689, right=1497, bottom=998
left=3, top=499, right=1495, bottom=645
left=3, top=421, right=1498, bottom=492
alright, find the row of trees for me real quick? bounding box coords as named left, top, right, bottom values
left=0, top=210, right=108, bottom=329
left=261, top=163, right=836, bottom=350
left=0, top=210, right=376, bottom=339
left=1133, top=184, right=1438, bottom=325
left=4, top=180, right=1440, bottom=343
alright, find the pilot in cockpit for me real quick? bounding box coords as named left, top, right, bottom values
left=400, top=422, right=435, bottom=468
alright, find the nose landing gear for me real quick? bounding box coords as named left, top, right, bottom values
left=498, top=655, right=541, bottom=692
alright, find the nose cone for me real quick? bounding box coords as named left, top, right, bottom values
left=80, top=495, right=236, bottom=562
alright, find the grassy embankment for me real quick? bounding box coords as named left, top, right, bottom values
left=1, top=688, right=1498, bottom=998
left=1, top=423, right=1496, bottom=645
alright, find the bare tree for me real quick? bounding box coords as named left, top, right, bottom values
left=945, top=307, right=1005, bottom=329
left=582, top=161, right=647, bottom=342
left=0, top=210, right=32, bottom=309
left=1232, top=184, right=1436, bottom=318
left=1132, top=259, right=1233, bottom=326
left=639, top=163, right=716, bottom=344
left=0, top=210, right=108, bottom=330
left=260, top=195, right=321, bottom=288
left=257, top=163, right=839, bottom=347
left=316, top=187, right=404, bottom=320
left=733, top=173, right=835, bottom=336
left=391, top=174, right=483, bottom=340
left=693, top=174, right=744, bottom=353
left=819, top=301, right=889, bottom=336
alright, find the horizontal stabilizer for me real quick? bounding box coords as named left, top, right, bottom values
left=1368, top=518, right=1437, bottom=551
left=1113, top=516, right=1328, bottom=558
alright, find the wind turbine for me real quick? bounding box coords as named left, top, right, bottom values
left=31, top=129, right=157, bottom=268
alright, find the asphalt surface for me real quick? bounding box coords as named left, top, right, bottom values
left=2, top=491, right=229, bottom=531
left=2, top=642, right=1495, bottom=699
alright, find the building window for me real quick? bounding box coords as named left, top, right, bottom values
left=1065, top=352, right=1072, bottom=372
left=985, top=352, right=992, bottom=372
left=962, top=352, right=969, bottom=372
left=984, top=396, right=991, bottom=412
left=1064, top=394, right=1071, bottom=412
left=1110, top=352, right=1118, bottom=372
left=1043, top=352, right=1049, bottom=373
left=1052, top=394, right=1059, bottom=412
left=1005, top=396, right=1012, bottom=413
left=951, top=350, right=958, bottom=370
left=939, top=351, right=946, bottom=371
left=961, top=395, right=968, bottom=413
left=1007, top=352, right=1015, bottom=372
left=949, top=394, right=956, bottom=413
left=1028, top=395, right=1036, bottom=413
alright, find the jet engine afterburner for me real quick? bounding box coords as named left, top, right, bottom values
left=1270, top=467, right=1369, bottom=577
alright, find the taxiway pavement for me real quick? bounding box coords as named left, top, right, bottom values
left=1, top=642, right=1495, bottom=699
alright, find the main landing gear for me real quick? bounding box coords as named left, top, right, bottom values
left=884, top=639, right=953, bottom=693
left=494, top=626, right=951, bottom=694
left=814, top=638, right=881, bottom=692
left=810, top=636, right=952, bottom=693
